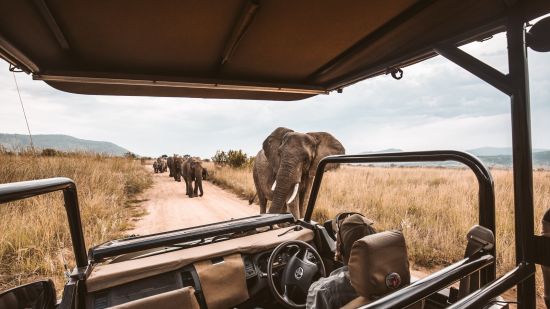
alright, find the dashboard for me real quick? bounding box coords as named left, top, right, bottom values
left=86, top=246, right=314, bottom=309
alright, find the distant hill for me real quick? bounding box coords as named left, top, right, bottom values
left=467, top=147, right=549, bottom=156
left=356, top=147, right=550, bottom=168
left=361, top=148, right=403, bottom=154
left=0, top=133, right=130, bottom=156
left=475, top=152, right=550, bottom=168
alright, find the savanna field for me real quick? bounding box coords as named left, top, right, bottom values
left=0, top=152, right=152, bottom=292
left=1, top=154, right=549, bottom=304
left=207, top=163, right=550, bottom=301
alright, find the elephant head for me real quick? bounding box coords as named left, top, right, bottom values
left=264, top=127, right=345, bottom=219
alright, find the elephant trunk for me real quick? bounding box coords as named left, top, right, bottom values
left=269, top=162, right=300, bottom=218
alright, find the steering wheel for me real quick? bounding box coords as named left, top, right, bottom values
left=266, top=240, right=326, bottom=308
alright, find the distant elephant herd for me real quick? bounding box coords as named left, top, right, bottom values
left=152, top=155, right=208, bottom=198
left=151, top=127, right=345, bottom=219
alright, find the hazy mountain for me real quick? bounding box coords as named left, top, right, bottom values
left=0, top=133, right=130, bottom=156
left=467, top=147, right=549, bottom=156
left=355, top=147, right=550, bottom=168
left=360, top=148, right=403, bottom=154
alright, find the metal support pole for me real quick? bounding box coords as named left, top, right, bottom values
left=507, top=16, right=536, bottom=308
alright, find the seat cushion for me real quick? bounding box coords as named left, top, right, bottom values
left=348, top=230, right=410, bottom=298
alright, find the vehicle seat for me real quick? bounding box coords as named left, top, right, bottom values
left=341, top=230, right=423, bottom=308
left=454, top=225, right=495, bottom=300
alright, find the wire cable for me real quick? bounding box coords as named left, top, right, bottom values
left=12, top=72, right=35, bottom=154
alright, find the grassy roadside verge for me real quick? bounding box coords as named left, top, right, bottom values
left=0, top=153, right=152, bottom=292
left=208, top=164, right=549, bottom=301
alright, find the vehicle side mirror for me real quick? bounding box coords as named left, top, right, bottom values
left=0, top=280, right=56, bottom=309
left=527, top=16, right=550, bottom=52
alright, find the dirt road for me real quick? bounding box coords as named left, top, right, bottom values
left=131, top=171, right=257, bottom=235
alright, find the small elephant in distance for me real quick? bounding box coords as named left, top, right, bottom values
left=153, top=157, right=167, bottom=173
left=182, top=157, right=205, bottom=198
left=153, top=160, right=160, bottom=173
left=167, top=156, right=175, bottom=177
left=173, top=155, right=184, bottom=182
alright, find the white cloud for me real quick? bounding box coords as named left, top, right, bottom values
left=1, top=32, right=549, bottom=158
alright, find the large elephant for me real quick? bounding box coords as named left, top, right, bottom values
left=182, top=157, right=204, bottom=198
left=252, top=127, right=345, bottom=219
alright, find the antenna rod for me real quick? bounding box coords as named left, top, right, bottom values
left=12, top=72, right=35, bottom=153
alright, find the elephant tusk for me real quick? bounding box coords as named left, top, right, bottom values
left=271, top=180, right=277, bottom=191
left=287, top=183, right=299, bottom=204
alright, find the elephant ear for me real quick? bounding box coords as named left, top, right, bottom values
left=262, top=127, right=294, bottom=173
left=306, top=132, right=345, bottom=177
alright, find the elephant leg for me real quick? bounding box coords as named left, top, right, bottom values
left=198, top=180, right=204, bottom=197
left=258, top=195, right=267, bottom=214
left=193, top=181, right=199, bottom=197
left=184, top=179, right=187, bottom=195
left=183, top=177, right=190, bottom=196
left=188, top=180, right=194, bottom=198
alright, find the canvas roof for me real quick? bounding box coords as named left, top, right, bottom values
left=1, top=0, right=549, bottom=100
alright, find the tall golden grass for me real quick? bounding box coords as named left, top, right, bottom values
left=208, top=163, right=550, bottom=300
left=0, top=153, right=152, bottom=292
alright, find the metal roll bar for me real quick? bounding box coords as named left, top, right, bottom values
left=0, top=177, right=88, bottom=267
left=304, top=150, right=496, bottom=286
left=447, top=263, right=535, bottom=308
left=363, top=254, right=495, bottom=308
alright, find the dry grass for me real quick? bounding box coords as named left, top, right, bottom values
left=208, top=164, right=550, bottom=300
left=0, top=153, right=152, bottom=292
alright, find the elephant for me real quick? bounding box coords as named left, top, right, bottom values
left=153, top=160, right=160, bottom=173
left=154, top=157, right=166, bottom=173
left=167, top=156, right=175, bottom=177
left=182, top=157, right=204, bottom=198
left=173, top=155, right=183, bottom=182
left=252, top=127, right=345, bottom=219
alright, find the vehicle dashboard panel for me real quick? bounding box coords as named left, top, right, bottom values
left=85, top=227, right=315, bottom=308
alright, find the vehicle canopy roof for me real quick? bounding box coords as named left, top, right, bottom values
left=1, top=0, right=549, bottom=100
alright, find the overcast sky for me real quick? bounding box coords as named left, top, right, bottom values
left=1, top=32, right=549, bottom=158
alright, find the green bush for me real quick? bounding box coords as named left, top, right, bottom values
left=212, top=150, right=228, bottom=166
left=41, top=148, right=62, bottom=156
left=227, top=150, right=247, bottom=168
left=212, top=149, right=253, bottom=168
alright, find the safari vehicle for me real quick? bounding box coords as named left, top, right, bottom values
left=1, top=1, right=550, bottom=308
